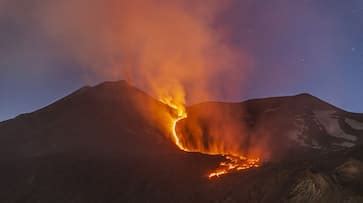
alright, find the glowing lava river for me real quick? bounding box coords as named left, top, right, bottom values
left=160, top=99, right=261, bottom=179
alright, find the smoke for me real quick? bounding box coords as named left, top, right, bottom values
left=31, top=0, right=258, bottom=158
left=34, top=0, right=251, bottom=105
left=178, top=103, right=271, bottom=159
left=1, top=0, right=259, bottom=158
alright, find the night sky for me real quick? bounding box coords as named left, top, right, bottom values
left=1, top=0, right=363, bottom=121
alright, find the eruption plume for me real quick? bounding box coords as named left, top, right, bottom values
left=35, top=0, right=259, bottom=178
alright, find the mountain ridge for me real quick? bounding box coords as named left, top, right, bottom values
left=0, top=80, right=362, bottom=202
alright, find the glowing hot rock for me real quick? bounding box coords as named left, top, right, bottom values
left=160, top=98, right=261, bottom=179
left=208, top=156, right=260, bottom=179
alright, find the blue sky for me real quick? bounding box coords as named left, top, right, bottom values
left=1, top=0, right=363, bottom=121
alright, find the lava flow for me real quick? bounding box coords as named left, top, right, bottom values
left=208, top=156, right=260, bottom=179
left=160, top=99, right=261, bottom=179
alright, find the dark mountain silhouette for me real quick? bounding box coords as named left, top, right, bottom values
left=0, top=80, right=362, bottom=202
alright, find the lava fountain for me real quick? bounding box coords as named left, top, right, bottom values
left=160, top=99, right=261, bottom=179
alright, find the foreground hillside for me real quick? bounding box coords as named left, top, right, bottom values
left=0, top=81, right=362, bottom=202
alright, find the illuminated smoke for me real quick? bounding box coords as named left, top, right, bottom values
left=37, top=0, right=251, bottom=104
left=35, top=0, right=259, bottom=177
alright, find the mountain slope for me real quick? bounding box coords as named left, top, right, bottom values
left=0, top=80, right=223, bottom=202
left=0, top=81, right=178, bottom=159
left=0, top=81, right=362, bottom=202
left=179, top=93, right=363, bottom=160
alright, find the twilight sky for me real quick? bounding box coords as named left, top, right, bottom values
left=0, top=0, right=363, bottom=121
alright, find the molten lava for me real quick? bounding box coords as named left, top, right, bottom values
left=160, top=99, right=261, bottom=179
left=208, top=156, right=260, bottom=179
left=172, top=115, right=188, bottom=151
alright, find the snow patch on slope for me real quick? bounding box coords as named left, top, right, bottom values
left=289, top=115, right=321, bottom=149
left=289, top=116, right=306, bottom=146
left=345, top=118, right=363, bottom=130
left=314, top=110, right=357, bottom=142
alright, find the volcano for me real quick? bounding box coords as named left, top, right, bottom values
left=0, top=80, right=362, bottom=202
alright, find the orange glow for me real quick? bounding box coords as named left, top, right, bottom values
left=208, top=156, right=260, bottom=179
left=41, top=0, right=260, bottom=179
left=39, top=0, right=258, bottom=176
left=171, top=116, right=188, bottom=151
left=160, top=97, right=188, bottom=151
left=160, top=98, right=261, bottom=179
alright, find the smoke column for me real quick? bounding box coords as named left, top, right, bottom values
left=36, top=0, right=251, bottom=105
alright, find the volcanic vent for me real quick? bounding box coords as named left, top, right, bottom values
left=159, top=99, right=261, bottom=179
left=1, top=81, right=362, bottom=202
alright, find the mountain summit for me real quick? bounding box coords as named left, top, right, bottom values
left=0, top=81, right=362, bottom=202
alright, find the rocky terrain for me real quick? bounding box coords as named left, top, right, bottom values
left=0, top=80, right=362, bottom=202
